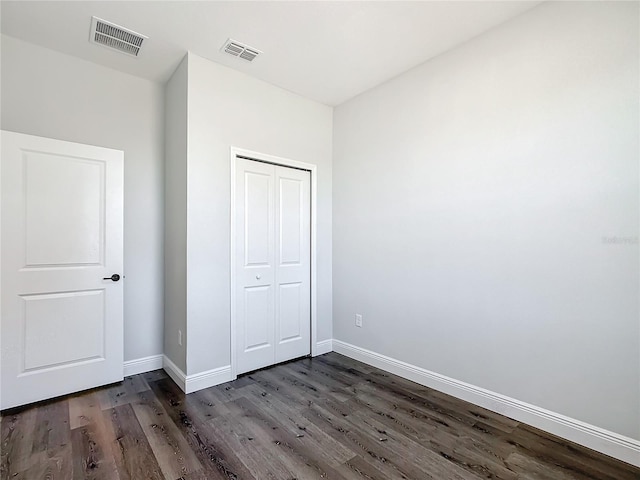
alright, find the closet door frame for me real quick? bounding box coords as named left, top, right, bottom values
left=230, top=146, right=318, bottom=379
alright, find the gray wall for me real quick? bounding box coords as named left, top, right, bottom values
left=1, top=35, right=165, bottom=363
left=185, top=53, right=333, bottom=375
left=164, top=56, right=188, bottom=372
left=332, top=1, right=639, bottom=439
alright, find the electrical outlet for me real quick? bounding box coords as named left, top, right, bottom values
left=355, top=314, right=363, bottom=328
left=178, top=329, right=183, bottom=346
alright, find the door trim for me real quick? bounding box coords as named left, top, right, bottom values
left=229, top=147, right=318, bottom=379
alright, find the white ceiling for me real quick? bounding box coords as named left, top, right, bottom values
left=0, top=1, right=542, bottom=106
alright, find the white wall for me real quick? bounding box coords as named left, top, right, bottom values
left=333, top=1, right=639, bottom=440
left=1, top=35, right=165, bottom=363
left=164, top=56, right=188, bottom=372
left=185, top=53, right=333, bottom=375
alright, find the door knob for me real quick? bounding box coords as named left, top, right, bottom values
left=256, top=275, right=261, bottom=280
left=103, top=274, right=121, bottom=282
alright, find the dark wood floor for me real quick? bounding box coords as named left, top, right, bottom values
left=1, top=353, right=638, bottom=480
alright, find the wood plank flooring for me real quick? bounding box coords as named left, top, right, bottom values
left=1, top=353, right=638, bottom=479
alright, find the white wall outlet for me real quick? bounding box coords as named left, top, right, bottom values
left=355, top=314, right=363, bottom=327
left=178, top=329, right=183, bottom=346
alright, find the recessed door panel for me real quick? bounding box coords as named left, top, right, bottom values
left=278, top=282, right=302, bottom=342
left=244, top=286, right=272, bottom=351
left=279, top=178, right=302, bottom=265
left=24, top=152, right=104, bottom=267
left=245, top=172, right=272, bottom=267
left=22, top=290, right=105, bottom=371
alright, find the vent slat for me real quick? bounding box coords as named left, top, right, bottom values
left=90, top=17, right=146, bottom=57
left=239, top=50, right=258, bottom=61
left=94, top=33, right=140, bottom=56
left=225, top=43, right=243, bottom=56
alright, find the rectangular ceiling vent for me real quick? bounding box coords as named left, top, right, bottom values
left=221, top=39, right=262, bottom=62
left=89, top=16, right=147, bottom=57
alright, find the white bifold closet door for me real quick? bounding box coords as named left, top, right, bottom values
left=235, top=158, right=311, bottom=375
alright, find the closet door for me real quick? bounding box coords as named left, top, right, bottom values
left=274, top=165, right=311, bottom=363
left=235, top=158, right=310, bottom=375
left=235, top=159, right=276, bottom=374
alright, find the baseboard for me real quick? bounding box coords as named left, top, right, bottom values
left=185, top=365, right=233, bottom=394
left=162, top=355, right=232, bottom=394
left=332, top=339, right=640, bottom=468
left=123, top=354, right=163, bottom=377
left=314, top=339, right=333, bottom=356
left=162, top=355, right=187, bottom=392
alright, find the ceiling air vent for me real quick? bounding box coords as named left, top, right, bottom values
left=89, top=16, right=147, bottom=57
left=221, top=39, right=262, bottom=62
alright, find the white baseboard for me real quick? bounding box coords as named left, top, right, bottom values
left=332, top=339, right=640, bottom=468
left=162, top=355, right=232, bottom=394
left=162, top=355, right=187, bottom=392
left=123, top=354, right=163, bottom=377
left=185, top=365, right=233, bottom=394
left=314, top=339, right=333, bottom=356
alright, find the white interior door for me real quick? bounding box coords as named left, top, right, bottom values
left=235, top=158, right=310, bottom=374
left=236, top=159, right=276, bottom=374
left=1, top=130, right=124, bottom=409
left=274, top=165, right=311, bottom=363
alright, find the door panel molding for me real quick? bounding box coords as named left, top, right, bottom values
left=230, top=147, right=317, bottom=379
